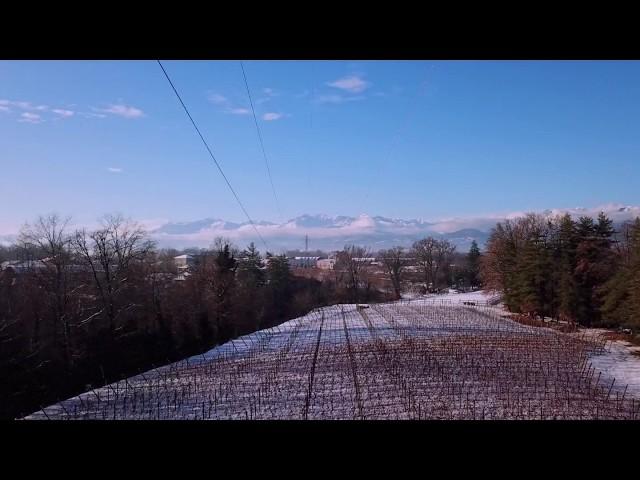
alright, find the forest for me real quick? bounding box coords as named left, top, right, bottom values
left=481, top=212, right=640, bottom=329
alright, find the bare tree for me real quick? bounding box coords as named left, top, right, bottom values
left=72, top=214, right=154, bottom=336
left=379, top=247, right=406, bottom=300
left=434, top=239, right=456, bottom=290
left=18, top=214, right=73, bottom=363
left=412, top=237, right=456, bottom=292
left=412, top=237, right=437, bottom=291
left=336, top=245, right=372, bottom=303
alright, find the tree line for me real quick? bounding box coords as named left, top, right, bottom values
left=0, top=213, right=484, bottom=419
left=0, top=214, right=341, bottom=419
left=377, top=238, right=482, bottom=299
left=481, top=212, right=640, bottom=329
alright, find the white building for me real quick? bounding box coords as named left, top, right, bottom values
left=316, top=258, right=336, bottom=270
left=288, top=256, right=320, bottom=268
left=174, top=254, right=195, bottom=272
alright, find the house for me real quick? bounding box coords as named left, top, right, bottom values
left=316, top=258, right=336, bottom=270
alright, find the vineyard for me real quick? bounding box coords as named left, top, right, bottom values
left=24, top=297, right=640, bottom=420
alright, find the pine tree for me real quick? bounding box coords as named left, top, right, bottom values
left=574, top=217, right=596, bottom=325
left=466, top=240, right=481, bottom=290
left=212, top=243, right=238, bottom=341
left=556, top=214, right=579, bottom=323
left=237, top=242, right=265, bottom=289
left=515, top=231, right=552, bottom=318
left=601, top=217, right=640, bottom=328
left=235, top=242, right=266, bottom=332
left=574, top=214, right=615, bottom=326
left=264, top=254, right=292, bottom=327
left=628, top=218, right=640, bottom=327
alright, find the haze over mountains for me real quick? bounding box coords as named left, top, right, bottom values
left=149, top=204, right=640, bottom=252
left=151, top=214, right=489, bottom=252
left=2, top=204, right=639, bottom=252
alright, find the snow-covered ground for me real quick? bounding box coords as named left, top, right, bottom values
left=571, top=328, right=640, bottom=399
left=23, top=292, right=640, bottom=420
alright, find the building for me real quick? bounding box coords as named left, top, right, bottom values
left=316, top=258, right=336, bottom=270
left=1, top=258, right=50, bottom=274
left=353, top=257, right=381, bottom=266
left=173, top=254, right=196, bottom=273
left=288, top=256, right=320, bottom=268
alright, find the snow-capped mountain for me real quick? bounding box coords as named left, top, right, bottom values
left=147, top=204, right=640, bottom=252
left=149, top=213, right=486, bottom=251
left=3, top=204, right=639, bottom=253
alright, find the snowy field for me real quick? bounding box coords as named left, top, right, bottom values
left=24, top=292, right=640, bottom=420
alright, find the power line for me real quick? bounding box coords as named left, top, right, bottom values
left=156, top=60, right=269, bottom=251
left=240, top=61, right=282, bottom=220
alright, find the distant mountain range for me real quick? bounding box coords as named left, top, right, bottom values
left=149, top=214, right=489, bottom=252
left=149, top=204, right=640, bottom=252
left=3, top=204, right=640, bottom=253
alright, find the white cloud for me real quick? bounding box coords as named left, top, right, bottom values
left=207, top=93, right=252, bottom=115
left=0, top=99, right=49, bottom=112
left=229, top=107, right=250, bottom=115
left=314, top=94, right=365, bottom=104
left=262, top=112, right=283, bottom=121
left=81, top=112, right=107, bottom=118
left=97, top=104, right=144, bottom=119
left=256, top=88, right=279, bottom=104
left=327, top=75, right=370, bottom=93
left=18, top=112, right=43, bottom=124
left=107, top=167, right=123, bottom=173
left=0, top=105, right=9, bottom=113
left=208, top=93, right=228, bottom=105
left=52, top=109, right=74, bottom=118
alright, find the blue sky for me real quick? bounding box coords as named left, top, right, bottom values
left=2, top=60, right=640, bottom=233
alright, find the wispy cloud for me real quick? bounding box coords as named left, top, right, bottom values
left=0, top=105, right=9, bottom=113
left=107, top=167, right=123, bottom=173
left=3, top=100, right=48, bottom=111
left=18, top=112, right=43, bottom=124
left=256, top=87, right=280, bottom=105
left=81, top=112, right=106, bottom=119
left=314, top=94, right=365, bottom=104
left=207, top=93, right=228, bottom=105
left=207, top=92, right=251, bottom=116
left=52, top=109, right=74, bottom=118
left=96, top=104, right=144, bottom=119
left=262, top=112, right=284, bottom=121
left=327, top=75, right=370, bottom=93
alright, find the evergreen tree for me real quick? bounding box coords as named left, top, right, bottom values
left=514, top=231, right=552, bottom=317
left=574, top=214, right=615, bottom=326
left=465, top=240, right=481, bottom=290
left=629, top=218, right=640, bottom=327
left=213, top=243, right=238, bottom=341
left=601, top=218, right=640, bottom=328
left=264, top=254, right=292, bottom=327
left=556, top=214, right=579, bottom=323
left=235, top=242, right=266, bottom=332
left=237, top=242, right=265, bottom=289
